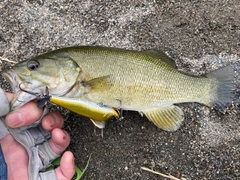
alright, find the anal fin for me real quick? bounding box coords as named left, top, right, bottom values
left=142, top=105, right=184, bottom=131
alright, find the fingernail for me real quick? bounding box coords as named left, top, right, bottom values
left=6, top=111, right=23, bottom=127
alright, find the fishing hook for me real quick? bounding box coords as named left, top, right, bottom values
left=19, top=83, right=51, bottom=108
left=97, top=99, right=124, bottom=121
left=114, top=99, right=124, bottom=121
left=19, top=83, right=40, bottom=97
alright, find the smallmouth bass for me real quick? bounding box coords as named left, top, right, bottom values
left=2, top=46, right=239, bottom=131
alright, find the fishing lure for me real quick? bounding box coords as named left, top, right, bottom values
left=19, top=84, right=121, bottom=128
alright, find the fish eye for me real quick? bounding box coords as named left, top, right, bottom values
left=27, top=60, right=40, bottom=71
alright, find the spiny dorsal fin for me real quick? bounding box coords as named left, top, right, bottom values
left=142, top=50, right=177, bottom=68
left=142, top=105, right=184, bottom=131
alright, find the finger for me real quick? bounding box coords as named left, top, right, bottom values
left=55, top=151, right=75, bottom=180
left=5, top=101, right=43, bottom=128
left=48, top=128, right=70, bottom=155
left=41, top=112, right=64, bottom=131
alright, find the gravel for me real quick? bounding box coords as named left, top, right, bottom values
left=0, top=0, right=239, bottom=179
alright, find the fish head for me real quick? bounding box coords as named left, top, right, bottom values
left=2, top=55, right=83, bottom=110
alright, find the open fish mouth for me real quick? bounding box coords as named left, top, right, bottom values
left=2, top=70, right=37, bottom=110
left=2, top=70, right=20, bottom=94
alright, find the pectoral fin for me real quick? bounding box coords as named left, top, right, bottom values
left=83, top=75, right=112, bottom=91
left=142, top=105, right=184, bottom=131
left=90, top=119, right=106, bottom=129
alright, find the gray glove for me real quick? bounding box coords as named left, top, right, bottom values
left=0, top=88, right=59, bottom=180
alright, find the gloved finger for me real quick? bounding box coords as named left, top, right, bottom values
left=33, top=128, right=70, bottom=169
left=39, top=151, right=75, bottom=180
left=5, top=101, right=43, bottom=128
left=41, top=112, right=64, bottom=131
left=0, top=91, right=12, bottom=117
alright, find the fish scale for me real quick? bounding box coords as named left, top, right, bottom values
left=67, top=48, right=212, bottom=108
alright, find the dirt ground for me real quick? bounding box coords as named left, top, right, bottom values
left=0, top=0, right=239, bottom=179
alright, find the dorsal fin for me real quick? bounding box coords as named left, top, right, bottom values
left=142, top=50, right=177, bottom=68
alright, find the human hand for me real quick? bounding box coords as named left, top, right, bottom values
left=0, top=92, right=75, bottom=180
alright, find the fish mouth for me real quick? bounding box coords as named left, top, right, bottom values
left=2, top=70, right=36, bottom=110
left=2, top=70, right=21, bottom=94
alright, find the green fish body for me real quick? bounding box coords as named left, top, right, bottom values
left=3, top=46, right=238, bottom=131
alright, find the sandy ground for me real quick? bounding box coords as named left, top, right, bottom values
left=0, top=0, right=239, bottom=179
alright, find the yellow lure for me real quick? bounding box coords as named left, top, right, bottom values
left=50, top=96, right=120, bottom=128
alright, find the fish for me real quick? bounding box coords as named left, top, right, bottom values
left=2, top=46, right=239, bottom=131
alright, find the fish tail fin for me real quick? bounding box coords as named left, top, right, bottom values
left=207, top=63, right=240, bottom=111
